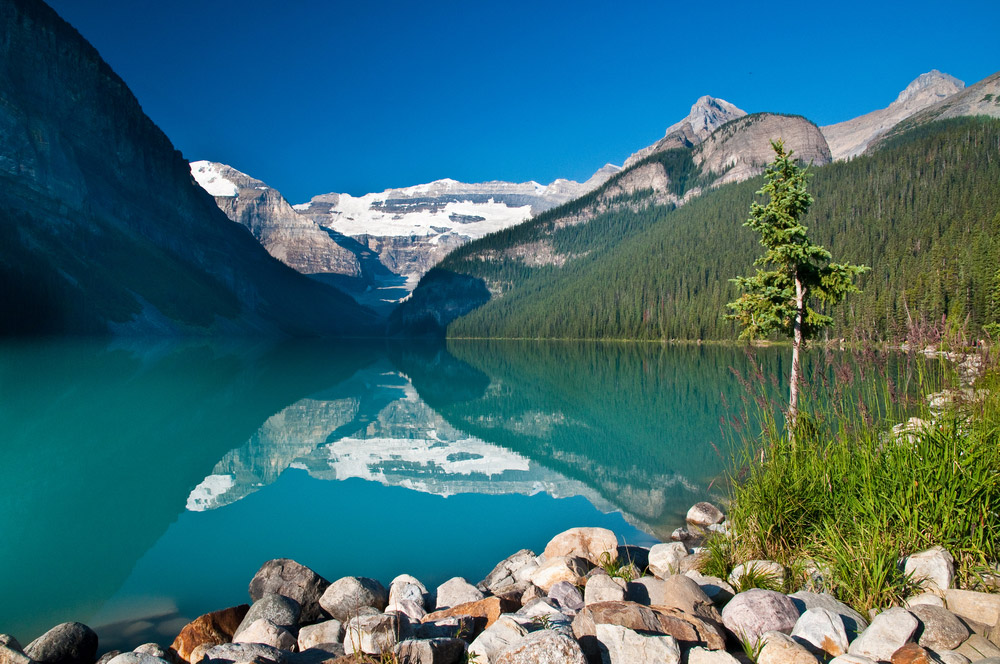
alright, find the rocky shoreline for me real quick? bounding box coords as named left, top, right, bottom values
left=4, top=502, right=999, bottom=664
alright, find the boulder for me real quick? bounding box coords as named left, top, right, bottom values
left=651, top=607, right=727, bottom=650
left=571, top=600, right=723, bottom=656
left=830, top=656, right=877, bottom=664
left=729, top=560, right=784, bottom=590
left=789, top=591, right=868, bottom=641
left=234, top=594, right=301, bottom=638
left=0, top=638, right=22, bottom=653
left=543, top=528, right=619, bottom=566
left=944, top=589, right=1000, bottom=626
left=791, top=608, right=848, bottom=657
left=390, top=575, right=431, bottom=610
left=758, top=631, right=821, bottom=664
left=318, top=577, right=388, bottom=622
left=133, top=645, right=176, bottom=664
left=584, top=575, right=626, bottom=606
left=935, top=652, right=971, bottom=664
left=904, top=548, right=955, bottom=593
left=616, top=546, right=650, bottom=572
left=513, top=598, right=573, bottom=633
left=907, top=605, right=969, bottom=651
left=671, top=528, right=694, bottom=542
left=548, top=581, right=584, bottom=613
left=413, top=617, right=477, bottom=641
left=478, top=550, right=538, bottom=596
left=891, top=643, right=940, bottom=664
left=249, top=559, right=330, bottom=624
left=520, top=585, right=546, bottom=606
left=25, top=623, right=99, bottom=664
left=847, top=608, right=919, bottom=662
left=434, top=578, right=484, bottom=611
left=905, top=594, right=945, bottom=609
left=955, top=636, right=1000, bottom=662
left=0, top=644, right=31, bottom=664
left=297, top=621, right=342, bottom=651
left=171, top=605, right=250, bottom=664
left=387, top=599, right=428, bottom=623
left=648, top=543, right=689, bottom=578
left=200, top=642, right=287, bottom=664
left=105, top=654, right=170, bottom=664
left=721, top=589, right=799, bottom=643
left=392, top=638, right=466, bottom=664
left=424, top=597, right=519, bottom=632
left=95, top=651, right=121, bottom=664
left=467, top=617, right=529, bottom=664
left=684, top=571, right=735, bottom=604
left=493, top=630, right=586, bottom=664
left=688, top=648, right=741, bottom=664
left=686, top=503, right=725, bottom=527
left=343, top=613, right=399, bottom=656
left=530, top=557, right=589, bottom=593
left=653, top=575, right=725, bottom=627
left=594, top=624, right=680, bottom=664
left=232, top=619, right=296, bottom=651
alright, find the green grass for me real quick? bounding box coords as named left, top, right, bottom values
left=720, top=351, right=1000, bottom=615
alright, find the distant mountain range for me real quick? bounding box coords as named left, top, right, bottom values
left=191, top=70, right=988, bottom=320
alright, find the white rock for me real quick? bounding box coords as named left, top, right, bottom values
left=493, top=629, right=586, bottom=663
left=584, top=575, right=626, bottom=605
left=468, top=616, right=529, bottom=664
left=758, top=631, right=821, bottom=664
left=791, top=608, right=848, bottom=657
left=830, top=655, right=877, bottom=664
left=594, top=623, right=680, bottom=664
left=648, top=542, right=689, bottom=578
left=232, top=619, right=296, bottom=651
left=904, top=547, right=955, bottom=593
left=685, top=571, right=735, bottom=603
left=385, top=598, right=426, bottom=622
left=543, top=527, right=619, bottom=566
left=388, top=574, right=428, bottom=609
left=688, top=646, right=742, bottom=664
left=529, top=556, right=588, bottom=593
left=343, top=613, right=399, bottom=656
left=936, top=652, right=971, bottom=664
left=721, top=589, right=799, bottom=644
left=847, top=607, right=918, bottom=662
left=297, top=620, right=343, bottom=651
left=434, top=577, right=484, bottom=610
left=904, top=593, right=945, bottom=608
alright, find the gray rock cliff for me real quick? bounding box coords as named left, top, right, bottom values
left=625, top=96, right=747, bottom=167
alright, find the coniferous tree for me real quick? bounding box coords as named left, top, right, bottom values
left=726, top=140, right=867, bottom=433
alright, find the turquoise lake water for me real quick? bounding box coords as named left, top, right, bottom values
left=0, top=338, right=795, bottom=650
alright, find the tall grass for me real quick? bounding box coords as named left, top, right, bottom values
left=721, top=348, right=1000, bottom=615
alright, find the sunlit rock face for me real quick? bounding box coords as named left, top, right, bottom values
left=624, top=96, right=747, bottom=167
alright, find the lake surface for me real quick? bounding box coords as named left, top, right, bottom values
left=0, top=338, right=792, bottom=649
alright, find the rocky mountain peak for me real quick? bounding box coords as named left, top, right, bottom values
left=624, top=96, right=746, bottom=167
left=892, top=70, right=965, bottom=109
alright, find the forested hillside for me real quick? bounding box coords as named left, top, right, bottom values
left=418, top=118, right=1000, bottom=341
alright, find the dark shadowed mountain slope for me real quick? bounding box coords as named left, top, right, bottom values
left=0, top=0, right=377, bottom=336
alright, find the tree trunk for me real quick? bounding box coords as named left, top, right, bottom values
left=789, top=272, right=804, bottom=444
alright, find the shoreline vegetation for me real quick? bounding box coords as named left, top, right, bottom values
left=4, top=346, right=998, bottom=663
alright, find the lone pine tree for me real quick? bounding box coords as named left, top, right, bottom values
left=727, top=140, right=868, bottom=434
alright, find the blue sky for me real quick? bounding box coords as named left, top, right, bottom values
left=48, top=0, right=998, bottom=203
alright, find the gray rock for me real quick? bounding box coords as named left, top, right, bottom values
left=904, top=594, right=945, bottom=609
left=907, top=605, right=968, bottom=651
left=0, top=645, right=32, bottom=664
left=934, top=652, right=970, bottom=664
left=202, top=642, right=288, bottom=664
left=493, top=630, right=587, bottom=664
left=686, top=502, right=725, bottom=527
left=648, top=543, right=689, bottom=578
left=847, top=608, right=918, bottom=662
left=654, top=575, right=725, bottom=625
left=25, top=623, right=99, bottom=664
left=594, top=623, right=680, bottom=664
left=721, top=590, right=799, bottom=643
left=791, top=608, right=848, bottom=658
left=904, top=548, right=955, bottom=593
left=105, top=654, right=170, bottom=664
left=297, top=620, right=342, bottom=651
left=684, top=571, right=735, bottom=604
left=584, top=575, right=626, bottom=606
left=759, top=632, right=821, bottom=664
left=249, top=559, right=330, bottom=625
left=478, top=550, right=538, bottom=596
left=232, top=619, right=297, bottom=651
left=318, top=576, right=388, bottom=622
left=829, top=656, right=877, bottom=664
left=132, top=645, right=176, bottom=664
left=434, top=577, right=484, bottom=611
left=955, top=636, right=1000, bottom=662
left=626, top=577, right=667, bottom=605
left=413, top=617, right=477, bottom=641
left=392, top=638, right=466, bottom=664
left=790, top=591, right=868, bottom=641
left=288, top=644, right=345, bottom=664
left=343, top=613, right=399, bottom=656
left=95, top=651, right=120, bottom=664
left=235, top=594, right=301, bottom=638
left=548, top=581, right=584, bottom=613
left=468, top=617, right=528, bottom=664
left=944, top=588, right=1000, bottom=627
left=386, top=599, right=428, bottom=623
left=390, top=574, right=430, bottom=610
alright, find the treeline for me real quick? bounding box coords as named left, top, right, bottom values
left=439, top=117, right=1000, bottom=341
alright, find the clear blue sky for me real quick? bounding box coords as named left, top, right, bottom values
left=47, top=0, right=998, bottom=203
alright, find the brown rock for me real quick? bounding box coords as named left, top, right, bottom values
left=759, top=632, right=820, bottom=664
left=171, top=605, right=250, bottom=664
left=543, top=527, right=619, bottom=566
left=572, top=601, right=669, bottom=661
left=652, top=607, right=727, bottom=651
left=423, top=597, right=520, bottom=630
left=892, top=643, right=935, bottom=664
